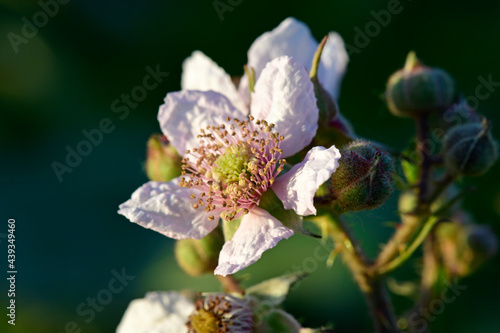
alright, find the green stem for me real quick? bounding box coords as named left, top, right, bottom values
left=415, top=113, right=432, bottom=205
left=375, top=216, right=439, bottom=275
left=407, top=235, right=440, bottom=333
left=376, top=114, right=435, bottom=268
left=216, top=275, right=245, bottom=294
left=314, top=212, right=400, bottom=333
left=375, top=212, right=423, bottom=268
left=428, top=172, right=455, bottom=205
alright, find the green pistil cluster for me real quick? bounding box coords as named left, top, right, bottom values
left=212, top=143, right=256, bottom=185
left=187, top=308, right=219, bottom=333
left=186, top=294, right=253, bottom=333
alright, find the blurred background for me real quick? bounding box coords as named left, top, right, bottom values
left=1, top=0, right=499, bottom=332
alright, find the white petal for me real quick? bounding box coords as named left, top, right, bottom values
left=118, top=178, right=218, bottom=240
left=181, top=51, right=247, bottom=112
left=117, top=291, right=194, bottom=333
left=237, top=72, right=251, bottom=108
left=272, top=145, right=341, bottom=216
left=214, top=207, right=293, bottom=276
left=251, top=56, right=318, bottom=157
left=158, top=90, right=246, bottom=154
left=247, top=17, right=317, bottom=79
left=318, top=32, right=349, bottom=101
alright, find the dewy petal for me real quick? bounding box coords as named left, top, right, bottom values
left=181, top=51, right=247, bottom=112
left=251, top=56, right=318, bottom=157
left=116, top=291, right=194, bottom=333
left=214, top=207, right=294, bottom=276
left=118, top=178, right=218, bottom=240
left=272, top=145, right=341, bottom=216
left=158, top=90, right=246, bottom=154
left=318, top=32, right=349, bottom=101
left=247, top=17, right=317, bottom=79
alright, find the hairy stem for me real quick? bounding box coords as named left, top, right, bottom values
left=376, top=114, right=434, bottom=268
left=375, top=213, right=423, bottom=268
left=375, top=216, right=439, bottom=275
left=216, top=275, right=245, bottom=294
left=314, top=213, right=400, bottom=333
left=407, top=235, right=440, bottom=333
left=416, top=114, right=432, bottom=205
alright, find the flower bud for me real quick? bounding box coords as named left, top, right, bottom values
left=436, top=222, right=498, bottom=277
left=466, top=225, right=498, bottom=260
left=443, top=119, right=498, bottom=176
left=330, top=140, right=394, bottom=212
left=436, top=100, right=481, bottom=132
left=175, top=227, right=224, bottom=277
left=386, top=51, right=455, bottom=117
left=145, top=134, right=182, bottom=182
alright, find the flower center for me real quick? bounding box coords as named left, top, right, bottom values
left=186, top=294, right=253, bottom=333
left=187, top=308, right=218, bottom=333
left=179, top=116, right=286, bottom=222
left=211, top=143, right=255, bottom=185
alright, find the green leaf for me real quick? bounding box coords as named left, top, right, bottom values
left=401, top=159, right=419, bottom=185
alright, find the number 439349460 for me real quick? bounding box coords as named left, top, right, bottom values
left=8, top=219, right=15, bottom=269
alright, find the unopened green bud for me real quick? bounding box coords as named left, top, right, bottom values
left=175, top=227, right=224, bottom=276
left=145, top=134, right=182, bottom=181
left=443, top=119, right=498, bottom=176
left=330, top=140, right=394, bottom=212
left=386, top=51, right=455, bottom=117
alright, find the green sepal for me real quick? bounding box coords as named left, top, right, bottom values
left=145, top=134, right=182, bottom=182
left=263, top=310, right=302, bottom=333
left=222, top=217, right=242, bottom=241
left=258, top=190, right=319, bottom=238
left=246, top=271, right=309, bottom=306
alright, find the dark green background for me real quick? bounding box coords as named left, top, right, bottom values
left=1, top=0, right=499, bottom=332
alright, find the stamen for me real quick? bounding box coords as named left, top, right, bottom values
left=180, top=117, right=285, bottom=221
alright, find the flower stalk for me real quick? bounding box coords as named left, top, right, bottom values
left=216, top=275, right=245, bottom=294
left=313, top=212, right=400, bottom=333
